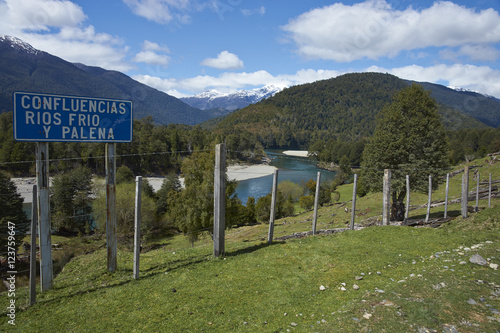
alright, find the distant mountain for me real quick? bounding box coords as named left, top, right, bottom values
left=0, top=35, right=209, bottom=125
left=406, top=80, right=500, bottom=128
left=181, top=84, right=284, bottom=112
left=212, top=72, right=497, bottom=149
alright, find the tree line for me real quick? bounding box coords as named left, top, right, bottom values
left=0, top=113, right=264, bottom=176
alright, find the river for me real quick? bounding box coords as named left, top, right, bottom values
left=234, top=150, right=337, bottom=204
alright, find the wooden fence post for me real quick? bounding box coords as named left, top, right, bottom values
left=350, top=174, right=358, bottom=230
left=475, top=171, right=480, bottom=212
left=312, top=172, right=321, bottom=235
left=382, top=169, right=391, bottom=226
left=29, top=185, right=37, bottom=305
left=268, top=169, right=278, bottom=243
left=404, top=175, right=410, bottom=225
left=489, top=173, right=492, bottom=208
left=214, top=143, right=226, bottom=257
left=133, top=176, right=142, bottom=279
left=461, top=166, right=469, bottom=218
left=444, top=173, right=450, bottom=219
left=36, top=142, right=53, bottom=291
left=106, top=143, right=117, bottom=272
left=425, top=175, right=432, bottom=222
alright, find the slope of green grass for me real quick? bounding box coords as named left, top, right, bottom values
left=1, top=200, right=499, bottom=332
left=1, top=156, right=499, bottom=332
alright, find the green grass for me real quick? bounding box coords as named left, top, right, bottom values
left=2, top=201, right=500, bottom=332
left=1, top=157, right=499, bottom=332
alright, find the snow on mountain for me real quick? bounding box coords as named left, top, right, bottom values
left=0, top=35, right=39, bottom=55
left=181, top=84, right=286, bottom=111
left=447, top=85, right=497, bottom=100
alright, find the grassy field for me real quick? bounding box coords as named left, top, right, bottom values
left=1, top=157, right=499, bottom=332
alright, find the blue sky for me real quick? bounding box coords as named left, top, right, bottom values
left=2, top=0, right=500, bottom=99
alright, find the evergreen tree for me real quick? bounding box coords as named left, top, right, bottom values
left=155, top=173, right=181, bottom=217
left=0, top=171, right=29, bottom=248
left=167, top=151, right=240, bottom=244
left=241, top=197, right=257, bottom=225
left=361, top=84, right=449, bottom=220
left=51, top=166, right=93, bottom=235
left=116, top=165, right=135, bottom=184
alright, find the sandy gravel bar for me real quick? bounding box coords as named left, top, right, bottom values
left=281, top=150, right=309, bottom=157
left=227, top=164, right=277, bottom=181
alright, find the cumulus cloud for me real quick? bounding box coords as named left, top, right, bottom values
left=201, top=51, right=244, bottom=70
left=367, top=64, right=500, bottom=98
left=282, top=0, right=500, bottom=62
left=142, top=40, right=170, bottom=52
left=0, top=0, right=132, bottom=71
left=133, top=51, right=170, bottom=66
left=28, top=28, right=132, bottom=71
left=133, top=40, right=170, bottom=66
left=0, top=0, right=86, bottom=31
left=123, top=0, right=191, bottom=24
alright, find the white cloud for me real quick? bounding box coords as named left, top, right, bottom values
left=367, top=64, right=500, bottom=99
left=26, top=30, right=132, bottom=71
left=142, top=40, right=170, bottom=52
left=0, top=0, right=132, bottom=71
left=133, top=40, right=170, bottom=66
left=201, top=51, right=244, bottom=70
left=282, top=0, right=500, bottom=62
left=123, top=0, right=191, bottom=24
left=0, top=0, right=86, bottom=31
left=133, top=51, right=170, bottom=66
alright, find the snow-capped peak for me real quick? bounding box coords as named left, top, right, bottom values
left=448, top=85, right=495, bottom=99
left=181, top=84, right=287, bottom=111
left=0, top=35, right=39, bottom=55
left=197, top=89, right=225, bottom=99
left=191, top=84, right=285, bottom=100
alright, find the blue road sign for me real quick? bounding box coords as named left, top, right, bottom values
left=13, top=92, right=133, bottom=142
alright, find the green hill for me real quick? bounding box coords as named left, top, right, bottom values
left=212, top=73, right=493, bottom=149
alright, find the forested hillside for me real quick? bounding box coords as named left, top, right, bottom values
left=213, top=73, right=491, bottom=149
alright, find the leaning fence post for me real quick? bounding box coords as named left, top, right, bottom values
left=213, top=143, right=226, bottom=257
left=268, top=169, right=278, bottom=243
left=425, top=175, right=432, bottom=222
left=489, top=173, right=492, bottom=208
left=444, top=173, right=450, bottom=219
left=29, top=185, right=37, bottom=306
left=382, top=169, right=391, bottom=226
left=404, top=175, right=410, bottom=225
left=133, top=176, right=142, bottom=279
left=350, top=174, right=358, bottom=230
left=312, top=171, right=321, bottom=235
left=475, top=171, right=480, bottom=212
left=461, top=166, right=469, bottom=218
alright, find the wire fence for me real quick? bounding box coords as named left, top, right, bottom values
left=1, top=147, right=499, bottom=311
